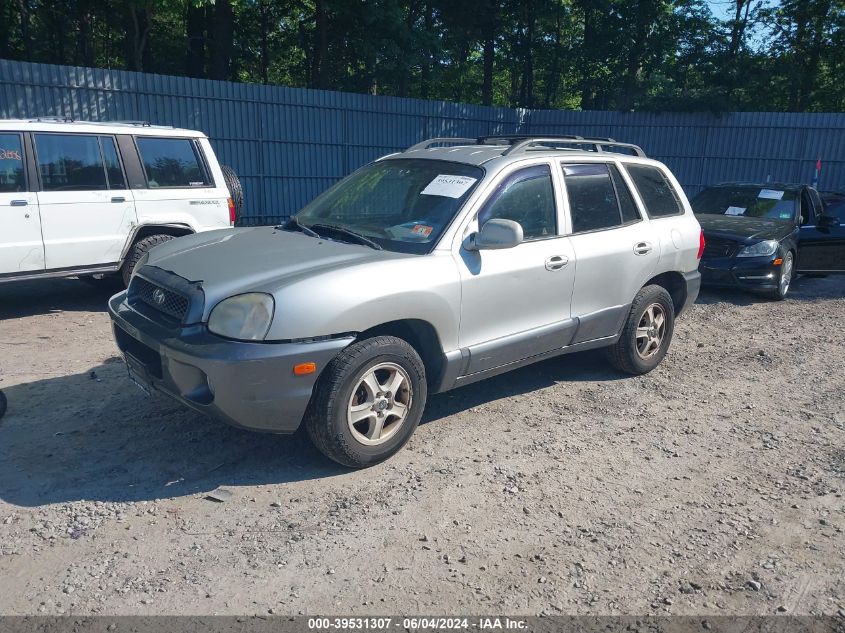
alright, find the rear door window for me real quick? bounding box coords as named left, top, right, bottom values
left=35, top=134, right=108, bottom=191
left=136, top=137, right=210, bottom=188
left=563, top=163, right=635, bottom=233
left=625, top=164, right=684, bottom=218
left=0, top=133, right=26, bottom=193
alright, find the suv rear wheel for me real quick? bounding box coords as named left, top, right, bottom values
left=121, top=234, right=175, bottom=286
left=606, top=284, right=675, bottom=375
left=305, top=336, right=427, bottom=468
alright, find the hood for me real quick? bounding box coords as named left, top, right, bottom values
left=695, top=214, right=795, bottom=242
left=144, top=227, right=407, bottom=310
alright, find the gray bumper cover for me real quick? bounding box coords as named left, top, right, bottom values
left=108, top=291, right=353, bottom=433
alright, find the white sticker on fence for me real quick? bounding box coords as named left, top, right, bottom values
left=725, top=206, right=746, bottom=216
left=421, top=175, right=477, bottom=198
left=758, top=189, right=785, bottom=200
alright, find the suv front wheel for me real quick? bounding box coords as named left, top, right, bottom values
left=305, top=336, right=427, bottom=468
left=606, top=284, right=675, bottom=375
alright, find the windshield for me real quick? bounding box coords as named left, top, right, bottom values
left=291, top=159, right=484, bottom=254
left=692, top=186, right=798, bottom=222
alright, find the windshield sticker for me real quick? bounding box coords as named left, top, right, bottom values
left=759, top=189, right=785, bottom=200
left=421, top=174, right=477, bottom=198
left=411, top=224, right=433, bottom=237
left=779, top=211, right=792, bottom=219
left=725, top=206, right=746, bottom=216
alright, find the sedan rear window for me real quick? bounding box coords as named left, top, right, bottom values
left=136, top=137, right=210, bottom=188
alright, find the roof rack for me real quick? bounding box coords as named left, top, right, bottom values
left=498, top=135, right=646, bottom=157
left=408, top=137, right=478, bottom=151
left=407, top=134, right=646, bottom=158
left=29, top=116, right=75, bottom=123
left=111, top=120, right=153, bottom=127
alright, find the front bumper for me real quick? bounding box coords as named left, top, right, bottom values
left=699, top=256, right=780, bottom=291
left=108, top=291, right=353, bottom=433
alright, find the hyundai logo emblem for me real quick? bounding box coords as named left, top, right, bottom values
left=152, top=288, right=166, bottom=306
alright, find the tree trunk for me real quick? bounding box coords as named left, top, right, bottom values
left=125, top=2, right=152, bottom=72
left=210, top=0, right=234, bottom=80
left=185, top=3, right=206, bottom=78
left=580, top=0, right=597, bottom=109
left=259, top=1, right=270, bottom=84
left=310, top=0, right=328, bottom=89
left=481, top=0, right=497, bottom=106
left=16, top=0, right=32, bottom=60
left=419, top=2, right=434, bottom=99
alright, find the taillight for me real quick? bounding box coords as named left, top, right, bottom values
left=227, top=197, right=236, bottom=226
left=697, top=229, right=705, bottom=259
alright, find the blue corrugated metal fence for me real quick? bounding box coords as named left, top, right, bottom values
left=1, top=59, right=843, bottom=225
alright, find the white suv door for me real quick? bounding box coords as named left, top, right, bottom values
left=455, top=162, right=577, bottom=375
left=33, top=133, right=136, bottom=270
left=560, top=161, right=659, bottom=342
left=0, top=132, right=44, bottom=275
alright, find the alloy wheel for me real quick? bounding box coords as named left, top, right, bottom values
left=635, top=303, right=667, bottom=360
left=347, top=362, right=413, bottom=446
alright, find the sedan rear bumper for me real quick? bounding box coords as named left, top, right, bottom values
left=108, top=291, right=353, bottom=433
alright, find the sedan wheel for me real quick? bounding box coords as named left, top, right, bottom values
left=773, top=251, right=793, bottom=300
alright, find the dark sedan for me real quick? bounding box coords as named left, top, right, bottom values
left=693, top=182, right=845, bottom=299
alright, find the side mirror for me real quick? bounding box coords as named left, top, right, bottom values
left=464, top=219, right=524, bottom=251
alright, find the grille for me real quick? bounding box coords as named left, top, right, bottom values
left=130, top=277, right=190, bottom=322
left=702, top=236, right=738, bottom=258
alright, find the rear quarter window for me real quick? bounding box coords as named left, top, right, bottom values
left=136, top=137, right=210, bottom=188
left=625, top=164, right=684, bottom=218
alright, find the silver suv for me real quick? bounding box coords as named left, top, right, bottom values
left=108, top=135, right=703, bottom=467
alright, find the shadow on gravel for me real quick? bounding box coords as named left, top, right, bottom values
left=0, top=348, right=620, bottom=507
left=0, top=277, right=120, bottom=320
left=696, top=274, right=845, bottom=306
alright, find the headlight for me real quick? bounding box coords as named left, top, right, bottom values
left=736, top=240, right=779, bottom=258
left=131, top=251, right=149, bottom=278
left=208, top=293, right=275, bottom=341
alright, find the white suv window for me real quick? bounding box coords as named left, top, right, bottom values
left=136, top=137, right=210, bottom=188
left=35, top=134, right=111, bottom=191
left=0, top=133, right=25, bottom=192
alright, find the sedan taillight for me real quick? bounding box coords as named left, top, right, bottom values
left=697, top=230, right=705, bottom=259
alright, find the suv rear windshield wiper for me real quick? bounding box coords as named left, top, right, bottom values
left=279, top=216, right=320, bottom=239
left=309, top=223, right=383, bottom=251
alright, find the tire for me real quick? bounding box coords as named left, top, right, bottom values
left=121, top=234, right=175, bottom=286
left=305, top=336, right=427, bottom=468
left=0, top=390, right=7, bottom=419
left=220, top=164, right=243, bottom=221
left=605, top=284, right=675, bottom=375
left=769, top=251, right=794, bottom=301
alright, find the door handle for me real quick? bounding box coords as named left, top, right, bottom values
left=633, top=241, right=653, bottom=255
left=111, top=196, right=126, bottom=203
left=10, top=199, right=28, bottom=207
left=545, top=255, right=569, bottom=271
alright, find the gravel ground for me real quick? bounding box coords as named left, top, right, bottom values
left=0, top=276, right=843, bottom=617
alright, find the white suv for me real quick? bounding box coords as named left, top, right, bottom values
left=0, top=118, right=240, bottom=286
